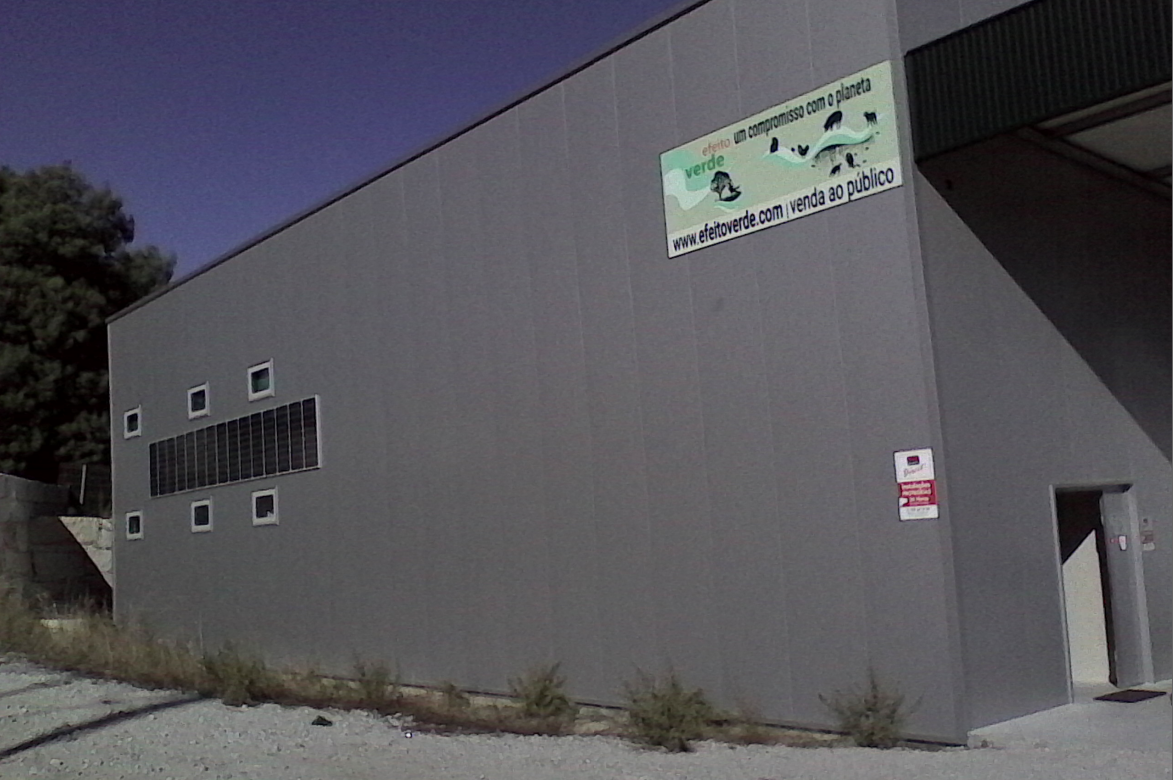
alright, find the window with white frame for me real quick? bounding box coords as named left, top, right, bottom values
left=190, top=498, right=212, bottom=533
left=247, top=360, right=274, bottom=401
left=188, top=383, right=210, bottom=419
left=123, top=406, right=142, bottom=438
left=125, top=511, right=143, bottom=540
left=251, top=488, right=278, bottom=526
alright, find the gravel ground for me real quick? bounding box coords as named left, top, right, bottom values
left=1, top=657, right=1169, bottom=780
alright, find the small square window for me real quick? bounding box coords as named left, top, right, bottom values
left=125, top=511, right=143, bottom=540
left=123, top=407, right=142, bottom=438
left=248, top=360, right=274, bottom=401
left=191, top=499, right=213, bottom=533
left=188, top=384, right=210, bottom=419
left=251, top=488, right=278, bottom=526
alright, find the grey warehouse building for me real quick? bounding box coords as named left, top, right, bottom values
left=108, top=0, right=1170, bottom=743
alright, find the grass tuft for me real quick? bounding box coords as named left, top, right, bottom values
left=819, top=668, right=916, bottom=748
left=438, top=680, right=470, bottom=712
left=352, top=658, right=400, bottom=712
left=509, top=662, right=575, bottom=719
left=622, top=669, right=716, bottom=752
left=200, top=643, right=286, bottom=706
left=508, top=662, right=576, bottom=734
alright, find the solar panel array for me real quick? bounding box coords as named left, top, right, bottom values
left=149, top=397, right=319, bottom=497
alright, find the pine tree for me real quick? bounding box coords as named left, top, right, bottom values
left=0, top=165, right=174, bottom=481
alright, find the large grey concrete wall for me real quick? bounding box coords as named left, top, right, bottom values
left=110, top=0, right=967, bottom=740
left=915, top=138, right=1171, bottom=729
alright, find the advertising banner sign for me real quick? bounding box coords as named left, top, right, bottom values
left=660, top=60, right=902, bottom=257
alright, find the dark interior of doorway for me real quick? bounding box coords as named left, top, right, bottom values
left=1054, top=490, right=1117, bottom=685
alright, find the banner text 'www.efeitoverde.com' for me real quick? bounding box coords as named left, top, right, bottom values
left=660, top=61, right=903, bottom=257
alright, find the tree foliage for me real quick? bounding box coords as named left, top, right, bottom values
left=0, top=165, right=174, bottom=482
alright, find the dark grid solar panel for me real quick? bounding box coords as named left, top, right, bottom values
left=147, top=397, right=319, bottom=497
left=185, top=432, right=198, bottom=490
left=261, top=409, right=277, bottom=476
left=149, top=442, right=159, bottom=497
left=288, top=402, right=305, bottom=471
left=275, top=404, right=291, bottom=473
left=163, top=438, right=177, bottom=496
left=249, top=413, right=265, bottom=479
left=194, top=428, right=208, bottom=488
left=226, top=419, right=240, bottom=482
left=302, top=399, right=319, bottom=469
left=215, top=423, right=230, bottom=484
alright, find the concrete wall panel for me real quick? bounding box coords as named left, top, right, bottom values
left=688, top=238, right=793, bottom=713
left=809, top=0, right=895, bottom=81
left=616, top=26, right=725, bottom=691
left=752, top=216, right=868, bottom=724
left=476, top=110, right=559, bottom=685
left=668, top=0, right=742, bottom=141
left=561, top=58, right=661, bottom=678
left=732, top=0, right=813, bottom=114
left=518, top=86, right=610, bottom=693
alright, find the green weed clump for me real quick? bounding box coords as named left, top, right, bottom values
left=510, top=662, right=575, bottom=719
left=508, top=662, right=576, bottom=733
left=200, top=644, right=287, bottom=706
left=439, top=680, right=470, bottom=711
left=623, top=670, right=716, bottom=752
left=352, top=658, right=401, bottom=711
left=819, top=669, right=915, bottom=748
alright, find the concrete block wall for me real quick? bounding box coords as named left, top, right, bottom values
left=0, top=474, right=68, bottom=591
left=0, top=474, right=109, bottom=604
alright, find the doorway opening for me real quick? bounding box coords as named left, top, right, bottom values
left=1054, top=490, right=1116, bottom=687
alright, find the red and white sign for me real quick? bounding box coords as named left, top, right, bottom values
left=894, top=448, right=938, bottom=520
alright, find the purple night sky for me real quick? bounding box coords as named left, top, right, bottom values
left=2, top=0, right=687, bottom=279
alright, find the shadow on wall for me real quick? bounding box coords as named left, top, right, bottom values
left=920, top=133, right=1172, bottom=459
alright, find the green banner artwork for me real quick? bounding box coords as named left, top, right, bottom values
left=661, top=60, right=903, bottom=257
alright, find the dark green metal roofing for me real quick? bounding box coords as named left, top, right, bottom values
left=906, top=0, right=1172, bottom=160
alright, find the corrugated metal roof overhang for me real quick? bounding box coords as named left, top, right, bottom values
left=906, top=0, right=1172, bottom=161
